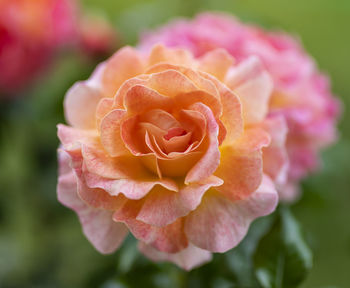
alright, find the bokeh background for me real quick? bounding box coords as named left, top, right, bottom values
left=0, top=0, right=349, bottom=287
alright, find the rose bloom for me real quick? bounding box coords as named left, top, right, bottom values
left=57, top=44, right=284, bottom=269
left=0, top=0, right=77, bottom=95
left=139, top=13, right=341, bottom=201
left=0, top=0, right=116, bottom=97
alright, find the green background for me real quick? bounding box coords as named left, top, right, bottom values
left=0, top=0, right=349, bottom=287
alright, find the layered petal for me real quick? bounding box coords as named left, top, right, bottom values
left=215, top=127, right=270, bottom=200
left=64, top=82, right=102, bottom=129
left=225, top=56, right=273, bottom=124
left=139, top=242, right=212, bottom=271
left=102, top=46, right=145, bottom=96
left=184, top=175, right=278, bottom=252
left=136, top=176, right=223, bottom=227
left=57, top=151, right=128, bottom=253
left=100, top=109, right=129, bottom=157
left=198, top=49, right=234, bottom=80
left=185, top=103, right=220, bottom=184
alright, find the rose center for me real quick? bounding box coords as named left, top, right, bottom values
left=163, top=127, right=187, bottom=141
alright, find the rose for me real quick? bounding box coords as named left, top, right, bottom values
left=139, top=12, right=341, bottom=201
left=57, top=44, right=280, bottom=269
left=0, top=0, right=116, bottom=97
left=0, top=0, right=76, bottom=95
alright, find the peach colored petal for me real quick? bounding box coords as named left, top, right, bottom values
left=178, top=109, right=206, bottom=146
left=140, top=153, right=163, bottom=178
left=198, top=49, right=234, bottom=80
left=83, top=167, right=179, bottom=200
left=162, top=129, right=192, bottom=154
left=136, top=176, right=223, bottom=227
left=199, top=73, right=243, bottom=145
left=139, top=242, right=212, bottom=271
left=114, top=207, right=188, bottom=253
left=215, top=127, right=270, bottom=201
left=148, top=44, right=193, bottom=67
left=64, top=82, right=102, bottom=129
left=225, top=56, right=273, bottom=124
left=260, top=116, right=289, bottom=184
left=77, top=171, right=121, bottom=211
left=57, top=151, right=128, bottom=254
left=124, top=85, right=172, bottom=115
left=184, top=175, right=278, bottom=253
left=141, top=109, right=180, bottom=131
left=82, top=144, right=147, bottom=179
left=57, top=124, right=98, bottom=149
left=144, top=130, right=167, bottom=158
left=217, top=119, right=227, bottom=145
left=157, top=152, right=203, bottom=177
left=175, top=90, right=222, bottom=118
left=231, top=127, right=271, bottom=153
left=147, top=69, right=198, bottom=97
left=146, top=63, right=220, bottom=98
left=95, top=97, right=114, bottom=129
left=113, top=76, right=149, bottom=109
left=120, top=116, right=143, bottom=155
left=100, top=109, right=129, bottom=157
left=102, top=46, right=145, bottom=96
left=185, top=103, right=220, bottom=184
left=215, top=146, right=262, bottom=201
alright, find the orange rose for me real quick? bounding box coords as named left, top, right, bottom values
left=57, top=44, right=279, bottom=269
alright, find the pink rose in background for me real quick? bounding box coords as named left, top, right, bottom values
left=0, top=0, right=117, bottom=97
left=139, top=12, right=341, bottom=201
left=57, top=44, right=281, bottom=269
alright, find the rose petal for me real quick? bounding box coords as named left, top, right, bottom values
left=225, top=56, right=273, bottom=124
left=57, top=124, right=98, bottom=149
left=100, top=109, right=129, bottom=157
left=146, top=63, right=220, bottom=98
left=199, top=73, right=243, bottom=146
left=198, top=49, right=234, bottom=80
left=136, top=176, right=223, bottom=227
left=184, top=175, right=278, bottom=253
left=139, top=242, right=212, bottom=271
left=84, top=168, right=179, bottom=200
left=148, top=69, right=198, bottom=97
left=114, top=207, right=188, bottom=253
left=260, top=116, right=289, bottom=184
left=215, top=127, right=270, bottom=200
left=102, top=46, right=145, bottom=96
left=148, top=44, right=193, bottom=67
left=64, top=82, right=102, bottom=129
left=82, top=144, right=147, bottom=179
left=113, top=76, right=149, bottom=109
left=96, top=97, right=114, bottom=129
left=185, top=103, right=220, bottom=184
left=124, top=85, right=172, bottom=115
left=57, top=150, right=128, bottom=254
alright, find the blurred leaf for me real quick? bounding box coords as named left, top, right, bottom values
left=225, top=214, right=275, bottom=288
left=254, top=207, right=313, bottom=288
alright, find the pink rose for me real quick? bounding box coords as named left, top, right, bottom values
left=139, top=12, right=341, bottom=201
left=57, top=44, right=281, bottom=269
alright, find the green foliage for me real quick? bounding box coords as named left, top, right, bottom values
left=254, top=207, right=312, bottom=288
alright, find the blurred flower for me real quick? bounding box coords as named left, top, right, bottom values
left=0, top=0, right=77, bottom=95
left=57, top=44, right=280, bottom=269
left=139, top=12, right=341, bottom=201
left=0, top=0, right=117, bottom=97
left=78, top=12, right=118, bottom=57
